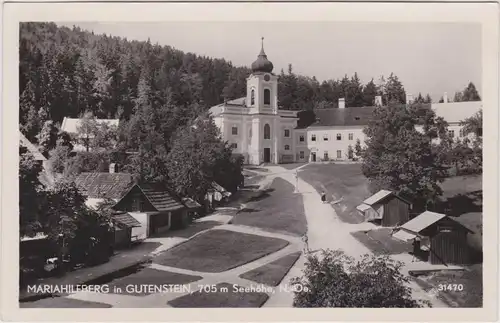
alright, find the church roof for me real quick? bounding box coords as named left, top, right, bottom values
left=251, top=38, right=273, bottom=73
left=310, top=107, right=377, bottom=127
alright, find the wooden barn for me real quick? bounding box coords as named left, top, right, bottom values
left=112, top=182, right=189, bottom=237
left=392, top=211, right=473, bottom=265
left=356, top=190, right=412, bottom=227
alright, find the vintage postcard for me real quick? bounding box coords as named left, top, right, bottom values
left=1, top=1, right=498, bottom=322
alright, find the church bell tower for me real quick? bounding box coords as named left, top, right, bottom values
left=246, top=37, right=278, bottom=114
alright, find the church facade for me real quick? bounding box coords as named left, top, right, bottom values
left=209, top=41, right=482, bottom=165
left=209, top=40, right=299, bottom=165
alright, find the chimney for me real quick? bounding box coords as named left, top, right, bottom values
left=443, top=92, right=448, bottom=103
left=406, top=93, right=413, bottom=105
left=338, top=98, right=345, bottom=109
left=374, top=95, right=382, bottom=107
left=109, top=163, right=117, bottom=174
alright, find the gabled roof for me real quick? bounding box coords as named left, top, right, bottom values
left=136, top=182, right=186, bottom=212
left=112, top=212, right=141, bottom=228
left=362, top=190, right=411, bottom=206
left=309, top=107, right=377, bottom=127
left=61, top=117, right=119, bottom=134
left=75, top=173, right=134, bottom=200
left=19, top=133, right=46, bottom=161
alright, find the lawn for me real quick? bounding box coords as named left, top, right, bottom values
left=350, top=228, right=412, bottom=255
left=168, top=283, right=269, bottom=307
left=230, top=177, right=307, bottom=236
left=239, top=252, right=301, bottom=286
left=438, top=175, right=482, bottom=217
left=154, top=229, right=289, bottom=273
left=107, top=267, right=203, bottom=296
left=413, top=264, right=483, bottom=307
left=298, top=163, right=370, bottom=224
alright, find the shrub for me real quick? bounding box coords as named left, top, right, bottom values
left=291, top=249, right=430, bottom=308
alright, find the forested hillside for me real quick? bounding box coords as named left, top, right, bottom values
left=19, top=22, right=419, bottom=144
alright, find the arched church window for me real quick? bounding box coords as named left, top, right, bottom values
left=264, top=124, right=271, bottom=139
left=251, top=89, right=255, bottom=106
left=264, top=89, right=271, bottom=105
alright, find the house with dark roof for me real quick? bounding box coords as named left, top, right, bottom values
left=74, top=164, right=135, bottom=209
left=356, top=189, right=412, bottom=227
left=112, top=182, right=191, bottom=238
left=392, top=211, right=473, bottom=265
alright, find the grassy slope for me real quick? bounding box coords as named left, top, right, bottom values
left=154, top=229, right=289, bottom=273
left=298, top=163, right=370, bottom=224
left=230, top=177, right=307, bottom=236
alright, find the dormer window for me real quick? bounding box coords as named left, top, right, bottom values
left=264, top=89, right=271, bottom=105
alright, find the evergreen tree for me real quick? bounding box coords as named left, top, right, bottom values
left=362, top=79, right=378, bottom=106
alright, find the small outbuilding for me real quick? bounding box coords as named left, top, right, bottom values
left=112, top=182, right=189, bottom=237
left=111, top=212, right=142, bottom=248
left=392, top=211, right=473, bottom=265
left=356, top=190, right=412, bottom=227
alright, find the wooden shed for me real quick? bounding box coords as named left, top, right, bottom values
left=112, top=182, right=189, bottom=237
left=356, top=190, right=412, bottom=227
left=392, top=211, right=473, bottom=265
left=111, top=212, right=142, bottom=248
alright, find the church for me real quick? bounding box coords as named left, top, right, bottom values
left=209, top=39, right=483, bottom=165
left=209, top=39, right=299, bottom=165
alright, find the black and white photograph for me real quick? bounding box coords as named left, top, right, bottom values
left=1, top=1, right=498, bottom=321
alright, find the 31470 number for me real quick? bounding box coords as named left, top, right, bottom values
left=437, top=284, right=464, bottom=291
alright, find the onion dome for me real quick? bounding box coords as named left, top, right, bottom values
left=251, top=37, right=274, bottom=73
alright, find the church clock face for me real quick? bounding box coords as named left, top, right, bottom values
left=264, top=74, right=271, bottom=82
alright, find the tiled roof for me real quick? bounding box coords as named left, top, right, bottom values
left=309, top=107, right=378, bottom=127
left=61, top=117, right=119, bottom=134
left=75, top=173, right=134, bottom=199
left=138, top=183, right=186, bottom=212
left=182, top=197, right=202, bottom=209
left=19, top=133, right=46, bottom=161
left=112, top=212, right=141, bottom=228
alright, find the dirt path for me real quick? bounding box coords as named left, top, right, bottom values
left=262, top=164, right=447, bottom=308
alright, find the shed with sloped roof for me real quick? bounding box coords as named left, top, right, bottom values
left=392, top=211, right=473, bottom=265
left=356, top=190, right=412, bottom=227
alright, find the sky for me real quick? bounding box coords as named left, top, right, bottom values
left=59, top=22, right=482, bottom=102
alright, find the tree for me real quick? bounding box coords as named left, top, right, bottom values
left=459, top=109, right=482, bottom=173
left=362, top=79, right=378, bottom=106
left=76, top=111, right=99, bottom=152
left=354, top=139, right=363, bottom=158
left=37, top=120, right=59, bottom=156
left=384, top=73, right=406, bottom=105
left=461, top=82, right=481, bottom=101
left=360, top=103, right=448, bottom=211
left=48, top=144, right=73, bottom=175
left=19, top=146, right=44, bottom=237
left=166, top=116, right=240, bottom=202
left=292, top=250, right=429, bottom=308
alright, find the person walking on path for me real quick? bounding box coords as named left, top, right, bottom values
left=321, top=191, right=327, bottom=204
left=302, top=234, right=310, bottom=253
